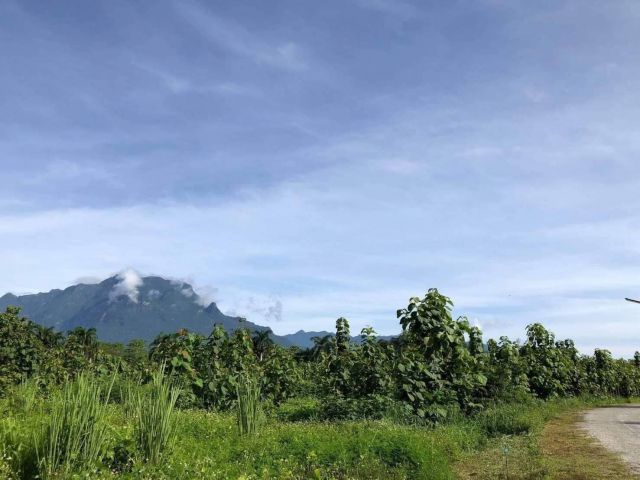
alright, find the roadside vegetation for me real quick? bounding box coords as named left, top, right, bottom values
left=0, top=289, right=639, bottom=478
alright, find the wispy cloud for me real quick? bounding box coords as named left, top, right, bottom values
left=1, top=0, right=640, bottom=356
left=132, top=62, right=258, bottom=96
left=174, top=1, right=307, bottom=71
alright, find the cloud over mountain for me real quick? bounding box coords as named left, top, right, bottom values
left=109, top=269, right=144, bottom=303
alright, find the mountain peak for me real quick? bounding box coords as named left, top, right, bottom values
left=0, top=273, right=249, bottom=343
left=0, top=273, right=337, bottom=348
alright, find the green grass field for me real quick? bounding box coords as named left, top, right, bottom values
left=0, top=379, right=635, bottom=479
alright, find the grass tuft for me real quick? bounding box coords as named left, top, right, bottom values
left=236, top=375, right=261, bottom=435
left=35, top=372, right=113, bottom=479
left=133, top=367, right=180, bottom=464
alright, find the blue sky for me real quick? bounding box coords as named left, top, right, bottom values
left=1, top=0, right=640, bottom=355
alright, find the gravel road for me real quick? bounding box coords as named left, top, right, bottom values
left=581, top=405, right=640, bottom=473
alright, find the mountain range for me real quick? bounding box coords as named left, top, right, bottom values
left=0, top=274, right=331, bottom=348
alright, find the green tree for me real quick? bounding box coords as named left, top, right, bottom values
left=520, top=323, right=564, bottom=398
left=396, top=289, right=486, bottom=420
left=0, top=306, right=46, bottom=390
left=124, top=339, right=148, bottom=369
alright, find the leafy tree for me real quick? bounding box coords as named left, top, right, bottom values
left=321, top=318, right=355, bottom=397
left=66, top=327, right=99, bottom=361
left=33, top=324, right=64, bottom=348
left=0, top=306, right=46, bottom=390
left=520, top=323, right=564, bottom=399
left=308, top=334, right=333, bottom=361
left=396, top=289, right=486, bottom=420
left=150, top=329, right=205, bottom=406
left=261, top=345, right=301, bottom=404
left=354, top=327, right=393, bottom=397
left=252, top=329, right=274, bottom=362
left=124, top=339, right=148, bottom=369
left=484, top=336, right=528, bottom=400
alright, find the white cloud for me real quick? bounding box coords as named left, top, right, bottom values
left=1, top=10, right=640, bottom=355
left=109, top=269, right=144, bottom=303
left=168, top=277, right=219, bottom=307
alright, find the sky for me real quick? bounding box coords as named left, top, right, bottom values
left=1, top=0, right=640, bottom=356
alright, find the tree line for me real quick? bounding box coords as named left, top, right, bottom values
left=1, top=289, right=639, bottom=422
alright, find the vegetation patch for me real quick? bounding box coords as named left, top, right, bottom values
left=2, top=288, right=640, bottom=478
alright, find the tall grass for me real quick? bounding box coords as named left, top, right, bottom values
left=0, top=416, right=37, bottom=479
left=236, top=375, right=261, bottom=435
left=35, top=372, right=113, bottom=479
left=120, top=376, right=141, bottom=420
left=133, top=368, right=180, bottom=464
left=9, top=377, right=41, bottom=415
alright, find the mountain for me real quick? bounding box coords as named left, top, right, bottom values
left=0, top=274, right=300, bottom=345
left=277, top=330, right=334, bottom=349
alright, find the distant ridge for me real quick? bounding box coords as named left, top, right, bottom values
left=0, top=274, right=327, bottom=347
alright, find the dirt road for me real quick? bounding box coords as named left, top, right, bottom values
left=581, top=405, right=640, bottom=473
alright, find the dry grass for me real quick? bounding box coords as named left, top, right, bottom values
left=455, top=410, right=639, bottom=480
left=539, top=411, right=638, bottom=480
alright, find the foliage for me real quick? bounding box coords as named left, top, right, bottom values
left=149, top=329, right=204, bottom=407
left=484, top=336, right=529, bottom=401
left=133, top=367, right=180, bottom=465
left=235, top=374, right=261, bottom=435
left=35, top=372, right=113, bottom=478
left=396, top=289, right=486, bottom=420
left=2, top=287, right=640, bottom=477
left=0, top=307, right=48, bottom=393
left=124, top=339, right=148, bottom=369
